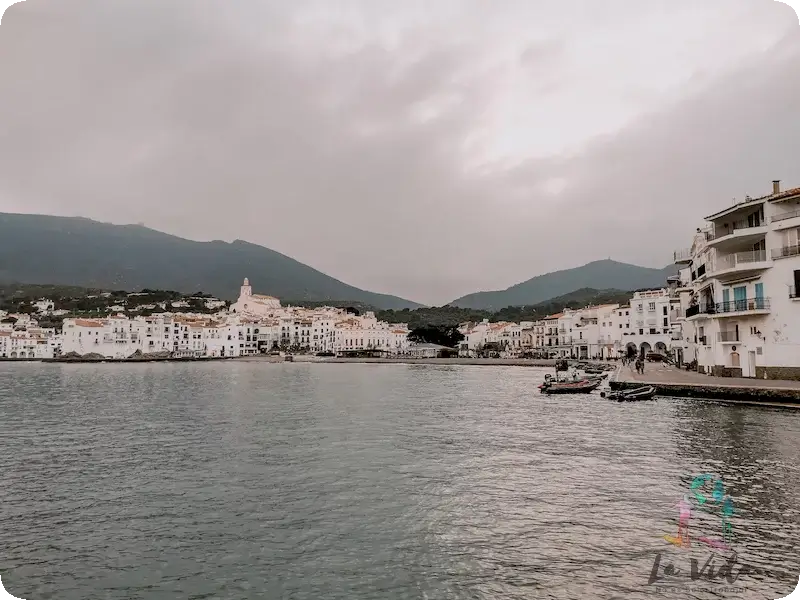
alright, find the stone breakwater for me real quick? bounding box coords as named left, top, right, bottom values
left=610, top=378, right=800, bottom=406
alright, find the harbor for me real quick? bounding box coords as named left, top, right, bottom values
left=611, top=362, right=800, bottom=406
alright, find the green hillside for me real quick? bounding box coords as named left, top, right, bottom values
left=0, top=213, right=421, bottom=310
left=449, top=259, right=677, bottom=310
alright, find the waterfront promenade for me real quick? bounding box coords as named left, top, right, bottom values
left=243, top=356, right=559, bottom=367
left=612, top=363, right=800, bottom=405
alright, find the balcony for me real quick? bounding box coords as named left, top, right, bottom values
left=771, top=209, right=800, bottom=226
left=717, top=331, right=740, bottom=343
left=674, top=248, right=692, bottom=264
left=711, top=250, right=771, bottom=280
left=791, top=286, right=799, bottom=300
left=713, top=297, right=771, bottom=317
left=687, top=297, right=770, bottom=319
left=772, top=244, right=800, bottom=260
left=706, top=220, right=768, bottom=249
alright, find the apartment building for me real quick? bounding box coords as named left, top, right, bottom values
left=673, top=180, right=800, bottom=379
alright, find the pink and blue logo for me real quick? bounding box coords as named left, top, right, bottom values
left=664, top=474, right=734, bottom=551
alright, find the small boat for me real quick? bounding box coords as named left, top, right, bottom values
left=601, top=386, right=657, bottom=402
left=585, top=372, right=609, bottom=381
left=540, top=379, right=601, bottom=394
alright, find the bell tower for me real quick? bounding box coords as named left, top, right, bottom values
left=241, top=277, right=252, bottom=298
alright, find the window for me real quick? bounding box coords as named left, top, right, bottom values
left=663, top=306, right=668, bottom=315
left=649, top=302, right=656, bottom=311
left=626, top=324, right=630, bottom=329
left=619, top=324, right=623, bottom=329
left=639, top=329, right=644, bottom=335
left=650, top=328, right=657, bottom=334
left=626, top=311, right=629, bottom=316
left=663, top=318, right=668, bottom=327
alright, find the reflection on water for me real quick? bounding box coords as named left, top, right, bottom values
left=1, top=362, right=799, bottom=599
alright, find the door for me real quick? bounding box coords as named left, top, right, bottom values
left=754, top=283, right=764, bottom=309
left=733, top=286, right=747, bottom=312
left=748, top=351, right=756, bottom=378
left=794, top=269, right=800, bottom=298
left=722, top=288, right=730, bottom=312
left=731, top=352, right=740, bottom=368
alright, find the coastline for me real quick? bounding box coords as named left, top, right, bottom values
left=283, top=357, right=559, bottom=367
left=611, top=364, right=800, bottom=406
left=30, top=355, right=566, bottom=367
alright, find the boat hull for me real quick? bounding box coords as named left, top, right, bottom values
left=540, top=380, right=601, bottom=394
left=602, top=386, right=657, bottom=402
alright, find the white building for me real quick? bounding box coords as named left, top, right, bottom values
left=231, top=278, right=281, bottom=316
left=57, top=277, right=410, bottom=359
left=619, top=290, right=673, bottom=359
left=673, top=180, right=800, bottom=379
left=457, top=320, right=518, bottom=356
left=33, top=299, right=55, bottom=314
left=0, top=330, right=56, bottom=359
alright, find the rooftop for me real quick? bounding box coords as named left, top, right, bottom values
left=74, top=319, right=106, bottom=327
left=705, top=180, right=800, bottom=221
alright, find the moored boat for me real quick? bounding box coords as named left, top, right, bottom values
left=600, top=386, right=657, bottom=402
left=540, top=379, right=601, bottom=394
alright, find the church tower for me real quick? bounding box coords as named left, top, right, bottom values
left=241, top=277, right=252, bottom=298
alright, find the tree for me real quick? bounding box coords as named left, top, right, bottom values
left=408, top=326, right=464, bottom=348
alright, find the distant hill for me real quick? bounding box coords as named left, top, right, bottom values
left=0, top=213, right=422, bottom=310
left=526, top=287, right=637, bottom=315
left=449, top=259, right=677, bottom=310
left=377, top=287, right=636, bottom=329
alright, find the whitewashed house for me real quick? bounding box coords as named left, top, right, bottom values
left=674, top=180, right=800, bottom=379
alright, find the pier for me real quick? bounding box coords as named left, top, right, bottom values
left=611, top=363, right=800, bottom=406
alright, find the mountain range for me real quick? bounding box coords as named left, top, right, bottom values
left=448, top=259, right=678, bottom=310
left=0, top=213, right=677, bottom=311
left=0, top=213, right=421, bottom=310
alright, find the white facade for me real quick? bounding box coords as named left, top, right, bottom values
left=457, top=320, right=520, bottom=356
left=673, top=180, right=800, bottom=379
left=55, top=278, right=410, bottom=359
left=34, top=299, right=55, bottom=314
left=231, top=278, right=281, bottom=316
left=618, top=290, right=674, bottom=359
left=0, top=330, right=56, bottom=359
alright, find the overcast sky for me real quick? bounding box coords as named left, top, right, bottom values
left=0, top=1, right=798, bottom=305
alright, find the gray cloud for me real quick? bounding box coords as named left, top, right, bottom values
left=0, top=0, right=797, bottom=305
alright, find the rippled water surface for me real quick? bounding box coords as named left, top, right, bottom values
left=3, top=362, right=800, bottom=599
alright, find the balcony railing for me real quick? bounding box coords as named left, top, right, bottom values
left=687, top=297, right=770, bottom=317
left=715, top=297, right=770, bottom=314
left=771, top=209, right=800, bottom=223
left=772, top=244, right=800, bottom=260
left=674, top=248, right=692, bottom=263
left=707, top=219, right=766, bottom=241
left=713, top=249, right=768, bottom=272
left=718, top=331, right=740, bottom=342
